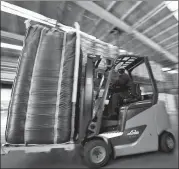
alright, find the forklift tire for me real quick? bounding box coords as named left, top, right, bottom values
left=159, top=131, right=175, bottom=153
left=83, top=140, right=111, bottom=168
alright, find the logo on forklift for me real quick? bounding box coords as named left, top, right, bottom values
left=127, top=130, right=139, bottom=136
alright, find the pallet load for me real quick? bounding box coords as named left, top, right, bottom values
left=6, top=23, right=82, bottom=144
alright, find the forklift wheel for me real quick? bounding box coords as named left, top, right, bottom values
left=84, top=140, right=111, bottom=168
left=159, top=131, right=175, bottom=153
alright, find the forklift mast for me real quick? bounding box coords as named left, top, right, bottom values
left=78, top=54, right=102, bottom=141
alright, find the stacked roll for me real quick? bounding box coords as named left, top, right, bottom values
left=24, top=28, right=64, bottom=144
left=6, top=25, right=44, bottom=144
left=6, top=24, right=79, bottom=144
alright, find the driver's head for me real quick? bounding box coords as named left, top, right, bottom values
left=118, top=68, right=125, bottom=74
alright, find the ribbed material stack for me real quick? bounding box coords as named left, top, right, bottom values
left=6, top=24, right=80, bottom=144
left=6, top=25, right=44, bottom=144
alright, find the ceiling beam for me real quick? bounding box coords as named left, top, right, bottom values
left=158, top=33, right=178, bottom=45
left=132, top=2, right=167, bottom=29
left=88, top=1, right=117, bottom=34
left=166, top=41, right=178, bottom=50
left=75, top=1, right=178, bottom=62
left=121, top=1, right=143, bottom=20
left=100, top=1, right=143, bottom=40
left=120, top=9, right=178, bottom=49
left=151, top=23, right=178, bottom=40
left=142, top=10, right=178, bottom=34
left=120, top=31, right=178, bottom=53
left=106, top=1, right=117, bottom=11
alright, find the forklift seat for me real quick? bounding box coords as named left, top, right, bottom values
left=123, top=83, right=142, bottom=104
left=120, top=100, right=152, bottom=122
left=102, top=83, right=141, bottom=120
left=101, top=100, right=152, bottom=132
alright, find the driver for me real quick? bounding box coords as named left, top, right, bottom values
left=109, top=68, right=132, bottom=115
left=113, top=68, right=132, bottom=92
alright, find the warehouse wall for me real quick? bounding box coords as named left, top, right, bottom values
left=1, top=88, right=11, bottom=143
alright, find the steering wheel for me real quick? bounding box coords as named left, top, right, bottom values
left=109, top=82, right=116, bottom=89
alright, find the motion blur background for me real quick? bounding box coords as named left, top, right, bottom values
left=1, top=1, right=178, bottom=168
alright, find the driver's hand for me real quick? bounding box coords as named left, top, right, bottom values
left=109, top=82, right=113, bottom=88
left=109, top=83, right=115, bottom=88
left=112, top=84, right=116, bottom=88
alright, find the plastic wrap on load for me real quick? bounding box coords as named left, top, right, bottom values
left=80, top=35, right=118, bottom=68
left=6, top=23, right=81, bottom=144
left=24, top=28, right=64, bottom=144
left=55, top=33, right=77, bottom=143
left=6, top=25, right=44, bottom=144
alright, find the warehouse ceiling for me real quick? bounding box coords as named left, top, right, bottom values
left=1, top=1, right=178, bottom=84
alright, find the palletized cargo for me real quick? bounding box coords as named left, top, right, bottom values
left=2, top=19, right=175, bottom=169
left=6, top=24, right=82, bottom=144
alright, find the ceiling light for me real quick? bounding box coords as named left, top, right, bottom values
left=1, top=43, right=23, bottom=50
left=161, top=67, right=171, bottom=72
left=168, top=69, right=178, bottom=74
left=165, top=1, right=178, bottom=20
left=174, top=11, right=178, bottom=20
left=165, top=1, right=178, bottom=11
left=119, top=49, right=127, bottom=53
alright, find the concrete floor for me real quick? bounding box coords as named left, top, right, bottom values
left=1, top=112, right=178, bottom=168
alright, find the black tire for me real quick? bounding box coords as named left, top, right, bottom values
left=159, top=131, right=175, bottom=153
left=83, top=139, right=111, bottom=168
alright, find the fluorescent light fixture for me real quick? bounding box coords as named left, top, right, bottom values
left=1, top=43, right=23, bottom=50
left=168, top=69, right=178, bottom=74
left=165, top=1, right=178, bottom=20
left=165, top=1, right=178, bottom=11
left=119, top=49, right=127, bottom=53
left=174, top=11, right=178, bottom=20
left=162, top=67, right=171, bottom=72
left=120, top=50, right=127, bottom=52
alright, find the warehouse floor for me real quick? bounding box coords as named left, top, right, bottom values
left=1, top=112, right=178, bottom=168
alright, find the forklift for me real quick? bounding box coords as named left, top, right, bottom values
left=79, top=53, right=175, bottom=168
left=76, top=27, right=175, bottom=168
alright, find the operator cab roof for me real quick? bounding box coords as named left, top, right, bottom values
left=113, top=54, right=144, bottom=71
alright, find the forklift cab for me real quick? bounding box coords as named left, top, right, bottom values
left=100, top=55, right=158, bottom=133
left=79, top=54, right=158, bottom=140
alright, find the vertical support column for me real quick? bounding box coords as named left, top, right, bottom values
left=70, top=22, right=81, bottom=141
